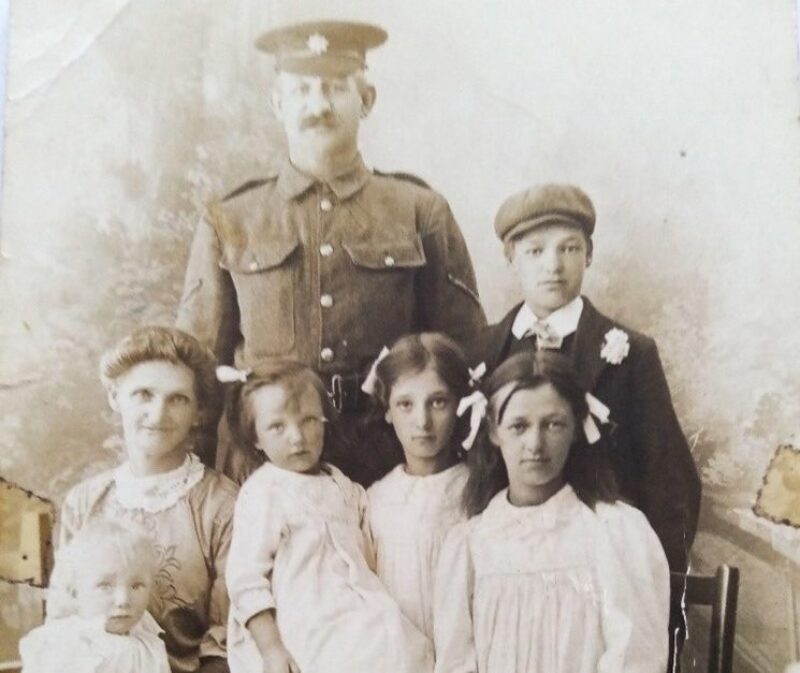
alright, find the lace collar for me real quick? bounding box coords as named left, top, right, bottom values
left=393, top=462, right=468, bottom=492
left=113, top=453, right=205, bottom=513
left=484, top=484, right=582, bottom=531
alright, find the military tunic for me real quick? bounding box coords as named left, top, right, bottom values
left=177, top=153, right=486, bottom=483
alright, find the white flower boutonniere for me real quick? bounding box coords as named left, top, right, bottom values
left=600, top=328, right=630, bottom=365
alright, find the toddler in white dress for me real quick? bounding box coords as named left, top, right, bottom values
left=222, top=361, right=433, bottom=673
left=434, top=351, right=671, bottom=673
left=364, top=333, right=471, bottom=639
left=22, top=519, right=169, bottom=673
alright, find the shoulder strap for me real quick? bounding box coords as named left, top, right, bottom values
left=372, top=168, right=432, bottom=190
left=221, top=178, right=274, bottom=202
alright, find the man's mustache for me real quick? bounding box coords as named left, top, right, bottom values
left=300, top=113, right=337, bottom=130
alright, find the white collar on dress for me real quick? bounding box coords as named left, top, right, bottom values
left=113, top=453, right=204, bottom=513
left=511, top=296, right=584, bottom=340
left=485, top=483, right=581, bottom=530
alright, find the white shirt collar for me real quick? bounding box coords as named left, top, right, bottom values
left=511, top=296, right=584, bottom=340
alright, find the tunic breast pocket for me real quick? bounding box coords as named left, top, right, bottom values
left=220, top=238, right=299, bottom=357
left=342, top=238, right=427, bottom=322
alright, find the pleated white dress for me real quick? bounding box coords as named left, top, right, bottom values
left=368, top=462, right=468, bottom=639
left=226, top=462, right=433, bottom=673
left=433, top=485, right=670, bottom=673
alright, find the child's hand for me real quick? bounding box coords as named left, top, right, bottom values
left=262, top=643, right=300, bottom=673
left=246, top=609, right=299, bottom=672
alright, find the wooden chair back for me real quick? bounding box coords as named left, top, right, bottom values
left=671, top=565, right=740, bottom=673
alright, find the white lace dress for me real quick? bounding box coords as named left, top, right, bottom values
left=226, top=462, right=433, bottom=673
left=367, top=462, right=468, bottom=639
left=433, top=485, right=670, bottom=673
left=20, top=612, right=170, bottom=673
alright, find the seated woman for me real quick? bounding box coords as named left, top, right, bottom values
left=56, top=326, right=237, bottom=673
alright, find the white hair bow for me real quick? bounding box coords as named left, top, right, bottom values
left=457, top=390, right=488, bottom=450
left=216, top=365, right=251, bottom=384
left=583, top=392, right=611, bottom=444
left=468, top=362, right=487, bottom=387
left=361, top=346, right=391, bottom=396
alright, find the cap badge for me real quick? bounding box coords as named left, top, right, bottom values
left=307, top=33, right=329, bottom=55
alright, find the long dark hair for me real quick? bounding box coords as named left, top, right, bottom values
left=462, top=351, right=618, bottom=517
left=364, top=332, right=472, bottom=471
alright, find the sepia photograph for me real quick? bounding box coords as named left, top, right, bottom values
left=1, top=1, right=799, bottom=672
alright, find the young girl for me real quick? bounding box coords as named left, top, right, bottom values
left=22, top=520, right=170, bottom=673
left=434, top=351, right=670, bottom=673
left=223, top=360, right=433, bottom=673
left=59, top=326, right=237, bottom=673
left=365, top=333, right=471, bottom=640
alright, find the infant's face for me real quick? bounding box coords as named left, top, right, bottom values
left=75, top=548, right=153, bottom=635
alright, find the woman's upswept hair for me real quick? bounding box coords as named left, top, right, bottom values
left=100, top=326, right=219, bottom=416
left=365, top=332, right=472, bottom=469
left=225, top=359, right=339, bottom=463
left=462, top=351, right=618, bottom=517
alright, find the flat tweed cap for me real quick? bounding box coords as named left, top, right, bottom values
left=256, top=20, right=387, bottom=76
left=494, top=183, right=596, bottom=241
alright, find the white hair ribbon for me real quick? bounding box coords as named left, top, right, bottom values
left=457, top=390, right=488, bottom=450
left=583, top=392, right=611, bottom=445
left=468, top=362, right=487, bottom=387
left=216, top=365, right=251, bottom=384
left=361, top=346, right=391, bottom=395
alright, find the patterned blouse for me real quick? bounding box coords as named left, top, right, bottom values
left=58, top=456, right=237, bottom=673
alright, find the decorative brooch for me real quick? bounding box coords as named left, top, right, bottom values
left=600, top=328, right=630, bottom=365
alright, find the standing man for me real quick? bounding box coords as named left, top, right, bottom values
left=177, top=21, right=486, bottom=485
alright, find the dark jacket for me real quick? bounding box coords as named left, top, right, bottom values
left=471, top=297, right=702, bottom=572
left=177, top=154, right=486, bottom=374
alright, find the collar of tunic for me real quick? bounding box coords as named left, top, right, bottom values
left=276, top=152, right=371, bottom=201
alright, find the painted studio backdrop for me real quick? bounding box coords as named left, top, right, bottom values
left=1, top=1, right=799, bottom=671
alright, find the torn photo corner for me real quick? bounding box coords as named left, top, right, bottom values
left=0, top=477, right=55, bottom=588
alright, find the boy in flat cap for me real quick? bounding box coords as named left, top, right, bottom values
left=472, top=183, right=701, bottom=663
left=177, top=21, right=485, bottom=486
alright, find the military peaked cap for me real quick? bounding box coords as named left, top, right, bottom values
left=256, top=20, right=387, bottom=76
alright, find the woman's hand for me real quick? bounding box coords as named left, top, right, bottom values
left=262, top=643, right=300, bottom=673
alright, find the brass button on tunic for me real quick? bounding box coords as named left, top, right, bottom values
left=178, top=153, right=486, bottom=376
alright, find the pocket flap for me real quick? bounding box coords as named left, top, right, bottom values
left=343, top=238, right=426, bottom=270
left=220, top=238, right=300, bottom=273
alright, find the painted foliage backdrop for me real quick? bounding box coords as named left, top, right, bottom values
left=1, top=0, right=799, bottom=669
